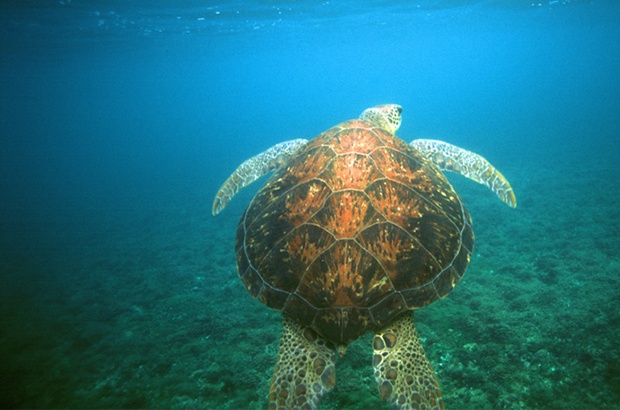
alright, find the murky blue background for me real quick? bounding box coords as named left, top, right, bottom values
left=1, top=1, right=619, bottom=408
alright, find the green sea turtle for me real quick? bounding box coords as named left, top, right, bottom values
left=212, top=104, right=516, bottom=409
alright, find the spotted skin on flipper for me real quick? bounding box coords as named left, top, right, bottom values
left=269, top=315, right=336, bottom=410
left=373, top=312, right=444, bottom=410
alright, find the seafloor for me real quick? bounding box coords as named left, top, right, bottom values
left=1, top=147, right=619, bottom=409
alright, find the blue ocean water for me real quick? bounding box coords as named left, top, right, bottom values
left=1, top=1, right=619, bottom=408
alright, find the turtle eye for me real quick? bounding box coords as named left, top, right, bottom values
left=396, top=106, right=402, bottom=114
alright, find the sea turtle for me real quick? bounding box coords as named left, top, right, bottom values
left=212, top=104, right=516, bottom=409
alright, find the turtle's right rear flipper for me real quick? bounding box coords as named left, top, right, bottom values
left=373, top=312, right=444, bottom=410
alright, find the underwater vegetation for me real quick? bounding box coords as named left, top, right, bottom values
left=1, top=148, right=618, bottom=409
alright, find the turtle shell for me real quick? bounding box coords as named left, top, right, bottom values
left=236, top=119, right=474, bottom=344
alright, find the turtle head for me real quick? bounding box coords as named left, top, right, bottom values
left=359, top=104, right=403, bottom=134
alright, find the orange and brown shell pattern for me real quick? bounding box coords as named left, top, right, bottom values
left=236, top=117, right=474, bottom=344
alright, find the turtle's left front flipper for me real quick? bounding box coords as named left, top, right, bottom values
left=411, top=139, right=517, bottom=208
left=212, top=139, right=308, bottom=215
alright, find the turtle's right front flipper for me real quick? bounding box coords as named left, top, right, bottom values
left=411, top=139, right=517, bottom=208
left=212, top=139, right=308, bottom=215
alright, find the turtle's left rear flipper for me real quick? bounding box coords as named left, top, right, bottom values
left=269, top=315, right=336, bottom=409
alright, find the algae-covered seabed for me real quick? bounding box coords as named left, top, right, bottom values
left=1, top=147, right=618, bottom=409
